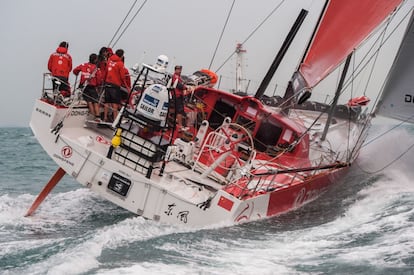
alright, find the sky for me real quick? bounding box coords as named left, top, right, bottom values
left=0, top=0, right=412, bottom=127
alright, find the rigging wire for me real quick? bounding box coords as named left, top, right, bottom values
left=355, top=140, right=414, bottom=174
left=214, top=0, right=286, bottom=73
left=285, top=3, right=410, bottom=161
left=363, top=114, right=414, bottom=147
left=275, top=6, right=405, bottom=112
left=340, top=5, right=413, bottom=162
left=356, top=116, right=414, bottom=174
left=339, top=4, right=412, bottom=98
left=107, top=0, right=138, bottom=47
left=369, top=9, right=414, bottom=116
left=109, top=0, right=148, bottom=48
left=208, top=0, right=236, bottom=70
left=345, top=55, right=356, bottom=162
left=361, top=21, right=390, bottom=97
left=308, top=4, right=414, bottom=163
left=350, top=4, right=414, bottom=174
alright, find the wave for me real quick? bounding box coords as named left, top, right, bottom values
left=1, top=124, right=413, bottom=274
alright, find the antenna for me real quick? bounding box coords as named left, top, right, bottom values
left=235, top=43, right=246, bottom=93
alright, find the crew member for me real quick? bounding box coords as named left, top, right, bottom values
left=48, top=41, right=72, bottom=96
left=103, top=49, right=131, bottom=122
left=73, top=53, right=103, bottom=120
left=171, top=65, right=188, bottom=130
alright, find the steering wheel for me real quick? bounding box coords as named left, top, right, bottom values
left=205, top=122, right=255, bottom=172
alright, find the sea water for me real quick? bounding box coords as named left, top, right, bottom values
left=0, top=125, right=413, bottom=275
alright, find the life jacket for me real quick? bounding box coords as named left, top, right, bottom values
left=172, top=73, right=185, bottom=97
left=48, top=47, right=72, bottom=78
left=200, top=69, right=218, bottom=85
left=347, top=95, right=370, bottom=107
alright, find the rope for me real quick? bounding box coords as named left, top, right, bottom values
left=292, top=4, right=414, bottom=162
left=343, top=5, right=413, bottom=160
left=363, top=114, right=414, bottom=147
left=50, top=76, right=88, bottom=135
left=208, top=0, right=236, bottom=70
left=353, top=112, right=414, bottom=174
left=339, top=5, right=413, bottom=100
left=356, top=141, right=414, bottom=174
left=362, top=23, right=390, bottom=97
left=109, top=0, right=148, bottom=48
left=108, top=0, right=138, bottom=47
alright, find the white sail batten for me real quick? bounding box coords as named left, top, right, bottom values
left=376, top=11, right=414, bottom=123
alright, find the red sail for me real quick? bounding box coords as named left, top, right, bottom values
left=299, top=0, right=402, bottom=88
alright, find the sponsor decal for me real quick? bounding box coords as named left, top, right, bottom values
left=177, top=210, right=189, bottom=223
left=404, top=94, right=414, bottom=103
left=35, top=107, right=51, bottom=118
left=96, top=135, right=110, bottom=145
left=52, top=146, right=74, bottom=166
left=294, top=187, right=326, bottom=207
left=164, top=203, right=176, bottom=216
left=151, top=84, right=162, bottom=93
left=294, top=188, right=306, bottom=207
left=143, top=94, right=160, bottom=107
left=61, top=146, right=72, bottom=158
left=164, top=203, right=190, bottom=224
left=218, top=196, right=234, bottom=211
left=70, top=110, right=89, bottom=116
left=159, top=111, right=167, bottom=118
left=139, top=103, right=155, bottom=114
left=235, top=202, right=254, bottom=222
left=107, top=173, right=131, bottom=197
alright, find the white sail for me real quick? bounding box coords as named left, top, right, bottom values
left=376, top=11, right=414, bottom=123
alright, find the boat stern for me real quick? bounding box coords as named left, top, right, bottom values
left=30, top=99, right=66, bottom=137
left=29, top=98, right=89, bottom=158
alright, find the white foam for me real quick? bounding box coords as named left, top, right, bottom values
left=359, top=123, right=414, bottom=174
left=3, top=123, right=413, bottom=274
left=21, top=216, right=194, bottom=274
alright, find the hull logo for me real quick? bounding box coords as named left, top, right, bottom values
left=61, top=146, right=73, bottom=158
left=96, top=135, right=110, bottom=145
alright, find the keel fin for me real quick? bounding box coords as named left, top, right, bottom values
left=24, top=167, right=66, bottom=217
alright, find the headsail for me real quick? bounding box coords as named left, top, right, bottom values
left=375, top=11, right=414, bottom=123
left=293, top=0, right=403, bottom=92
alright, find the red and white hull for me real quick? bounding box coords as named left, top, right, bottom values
left=30, top=86, right=366, bottom=227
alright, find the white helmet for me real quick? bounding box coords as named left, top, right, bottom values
left=153, top=54, right=169, bottom=72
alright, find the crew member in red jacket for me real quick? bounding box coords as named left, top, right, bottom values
left=171, top=65, right=188, bottom=130
left=48, top=41, right=72, bottom=96
left=73, top=53, right=103, bottom=121
left=103, top=49, right=131, bottom=122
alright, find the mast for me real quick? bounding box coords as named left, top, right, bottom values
left=299, top=0, right=330, bottom=66
left=254, top=9, right=308, bottom=99
left=281, top=0, right=329, bottom=102
left=321, top=52, right=353, bottom=141
left=235, top=43, right=246, bottom=93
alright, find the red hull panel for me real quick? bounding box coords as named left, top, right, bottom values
left=266, top=167, right=348, bottom=217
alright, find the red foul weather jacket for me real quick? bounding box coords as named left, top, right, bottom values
left=73, top=63, right=103, bottom=87
left=48, top=47, right=72, bottom=78
left=105, top=55, right=131, bottom=91
left=172, top=73, right=186, bottom=97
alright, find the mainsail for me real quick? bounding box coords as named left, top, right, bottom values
left=295, top=0, right=403, bottom=90
left=375, top=11, right=414, bottom=123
